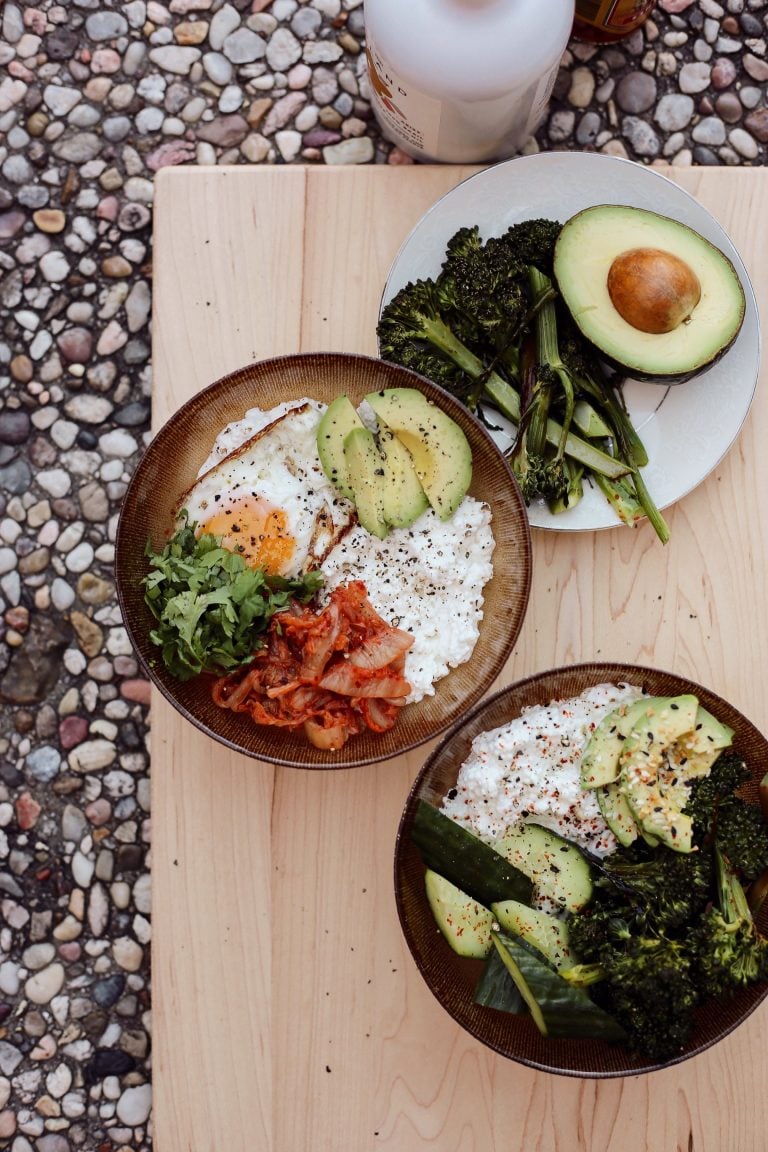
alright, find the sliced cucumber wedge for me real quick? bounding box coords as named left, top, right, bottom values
left=425, top=870, right=494, bottom=958
left=491, top=931, right=626, bottom=1041
left=474, top=947, right=527, bottom=1013
left=491, top=900, right=577, bottom=971
left=493, top=823, right=593, bottom=912
left=412, top=801, right=533, bottom=909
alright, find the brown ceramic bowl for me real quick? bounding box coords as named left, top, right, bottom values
left=115, top=353, right=532, bottom=769
left=395, top=662, right=768, bottom=1077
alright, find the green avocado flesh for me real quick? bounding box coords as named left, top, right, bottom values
left=553, top=204, right=746, bottom=380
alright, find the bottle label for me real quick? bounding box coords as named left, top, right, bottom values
left=576, top=0, right=653, bottom=30
left=524, top=65, right=560, bottom=140
left=366, top=35, right=442, bottom=157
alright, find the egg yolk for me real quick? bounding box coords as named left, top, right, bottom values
left=201, top=497, right=295, bottom=575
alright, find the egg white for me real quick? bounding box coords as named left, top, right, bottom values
left=177, top=402, right=355, bottom=577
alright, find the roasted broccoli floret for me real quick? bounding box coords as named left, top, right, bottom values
left=715, top=802, right=768, bottom=882
left=600, top=937, right=700, bottom=1061
left=495, top=218, right=563, bottom=276
left=685, top=751, right=750, bottom=834
left=437, top=226, right=528, bottom=353
left=598, top=847, right=713, bottom=933
left=685, top=752, right=768, bottom=881
left=377, top=278, right=512, bottom=415
left=689, top=848, right=768, bottom=998
left=561, top=930, right=700, bottom=1061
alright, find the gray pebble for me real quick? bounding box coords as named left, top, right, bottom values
left=615, top=70, right=657, bottom=113
left=85, top=11, right=128, bottom=39
left=25, top=746, right=61, bottom=783
left=692, top=115, right=727, bottom=145
left=622, top=115, right=661, bottom=156
left=0, top=460, right=32, bottom=495
left=654, top=93, right=695, bottom=131
left=2, top=155, right=33, bottom=184
left=728, top=126, right=759, bottom=158
left=209, top=3, right=242, bottom=51
left=202, top=51, right=234, bottom=85
left=267, top=27, right=303, bottom=71
left=149, top=46, right=202, bottom=75
left=223, top=28, right=266, bottom=63
left=679, top=61, right=712, bottom=92
left=52, top=133, right=102, bottom=163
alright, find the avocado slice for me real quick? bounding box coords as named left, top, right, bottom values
left=553, top=205, right=746, bottom=382
left=596, top=781, right=639, bottom=847
left=580, top=697, right=651, bottom=789
left=316, top=395, right=365, bottom=500
left=365, top=387, right=471, bottom=520
left=343, top=426, right=388, bottom=539
left=424, top=869, right=494, bottom=958
left=378, top=424, right=429, bottom=529
left=618, top=694, right=699, bottom=852
left=670, top=704, right=734, bottom=778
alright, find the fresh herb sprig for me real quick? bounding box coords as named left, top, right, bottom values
left=143, top=513, right=322, bottom=681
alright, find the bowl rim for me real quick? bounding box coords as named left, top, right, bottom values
left=115, top=350, right=533, bottom=770
left=394, top=659, right=768, bottom=1077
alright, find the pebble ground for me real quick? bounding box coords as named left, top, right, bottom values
left=0, top=0, right=766, bottom=1147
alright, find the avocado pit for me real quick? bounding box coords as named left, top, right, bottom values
left=606, top=247, right=702, bottom=335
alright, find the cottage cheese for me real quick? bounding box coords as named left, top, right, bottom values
left=442, top=682, right=645, bottom=857
left=320, top=497, right=495, bottom=703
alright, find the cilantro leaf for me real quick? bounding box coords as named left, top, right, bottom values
left=142, top=511, right=323, bottom=681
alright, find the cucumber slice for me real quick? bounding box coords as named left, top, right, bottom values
left=491, top=931, right=626, bottom=1041
left=411, top=801, right=533, bottom=909
left=425, top=870, right=494, bottom=958
left=491, top=900, right=577, bottom=971
left=474, top=947, right=527, bottom=1013
left=493, top=823, right=593, bottom=912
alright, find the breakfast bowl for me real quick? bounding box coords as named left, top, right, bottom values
left=394, top=662, right=768, bottom=1077
left=116, top=352, right=532, bottom=770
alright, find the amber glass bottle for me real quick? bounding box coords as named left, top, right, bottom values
left=573, top=0, right=655, bottom=42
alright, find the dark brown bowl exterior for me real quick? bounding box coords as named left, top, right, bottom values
left=395, top=662, right=768, bottom=1077
left=115, top=353, right=532, bottom=770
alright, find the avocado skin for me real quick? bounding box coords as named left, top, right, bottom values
left=554, top=204, right=746, bottom=386
left=595, top=334, right=739, bottom=388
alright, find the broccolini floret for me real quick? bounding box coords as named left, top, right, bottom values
left=688, top=848, right=768, bottom=998
left=685, top=751, right=768, bottom=880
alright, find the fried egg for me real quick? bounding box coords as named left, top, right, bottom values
left=177, top=401, right=354, bottom=578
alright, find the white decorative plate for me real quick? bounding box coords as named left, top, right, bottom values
left=380, top=153, right=761, bottom=532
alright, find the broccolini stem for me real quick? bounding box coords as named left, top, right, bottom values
left=529, top=267, right=575, bottom=460
left=575, top=371, right=649, bottom=468
left=631, top=469, right=671, bottom=546
left=592, top=473, right=644, bottom=527
left=716, top=846, right=753, bottom=924
left=548, top=459, right=584, bottom=514
left=404, top=313, right=632, bottom=482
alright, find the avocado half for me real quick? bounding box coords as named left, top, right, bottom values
left=553, top=204, right=746, bottom=383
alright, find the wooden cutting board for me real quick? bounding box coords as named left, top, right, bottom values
left=151, top=164, right=768, bottom=1152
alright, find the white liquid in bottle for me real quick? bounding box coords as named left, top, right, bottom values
left=365, top=0, right=575, bottom=164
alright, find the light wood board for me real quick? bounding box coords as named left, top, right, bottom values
left=151, top=164, right=768, bottom=1152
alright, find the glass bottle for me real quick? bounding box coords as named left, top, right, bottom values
left=572, top=0, right=655, bottom=42
left=364, top=0, right=575, bottom=164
